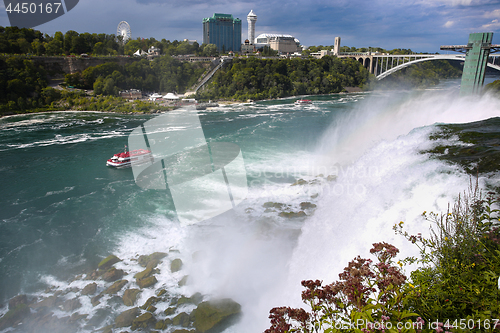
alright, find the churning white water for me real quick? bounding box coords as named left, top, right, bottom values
left=181, top=89, right=500, bottom=333
left=5, top=87, right=499, bottom=333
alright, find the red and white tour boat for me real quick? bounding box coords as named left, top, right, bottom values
left=106, top=148, right=153, bottom=168
left=295, top=99, right=312, bottom=105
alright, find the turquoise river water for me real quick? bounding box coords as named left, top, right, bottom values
left=1, top=80, right=500, bottom=332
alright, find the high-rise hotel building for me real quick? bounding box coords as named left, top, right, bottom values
left=202, top=13, right=242, bottom=52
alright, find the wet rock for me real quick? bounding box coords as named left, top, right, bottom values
left=145, top=305, right=157, bottom=312
left=136, top=275, right=157, bottom=289
left=147, top=259, right=161, bottom=270
left=131, top=311, right=156, bottom=330
left=81, top=282, right=97, bottom=295
left=157, top=289, right=168, bottom=297
left=91, top=294, right=103, bottom=307
left=140, top=296, right=160, bottom=310
left=291, top=179, right=307, bottom=186
left=263, top=202, right=284, bottom=209
left=191, top=292, right=204, bottom=305
left=62, top=297, right=81, bottom=312
left=31, top=295, right=60, bottom=309
left=155, top=318, right=173, bottom=330
left=172, top=312, right=191, bottom=327
left=99, top=324, right=114, bottom=333
left=122, top=288, right=141, bottom=306
left=279, top=211, right=306, bottom=218
left=69, top=312, right=88, bottom=322
left=327, top=175, right=337, bottom=181
left=171, top=258, right=183, bottom=272
left=83, top=307, right=112, bottom=329
left=97, top=255, right=121, bottom=270
left=85, top=269, right=104, bottom=280
left=164, top=307, right=176, bottom=316
left=115, top=307, right=140, bottom=328
left=177, top=296, right=193, bottom=306
left=134, top=267, right=153, bottom=280
left=8, top=295, right=27, bottom=310
left=26, top=311, right=74, bottom=333
left=138, top=252, right=167, bottom=268
left=102, top=267, right=124, bottom=282
left=300, top=202, right=317, bottom=210
left=179, top=275, right=189, bottom=286
left=104, top=279, right=128, bottom=294
left=0, top=303, right=31, bottom=330
left=191, top=299, right=241, bottom=333
left=155, top=319, right=168, bottom=330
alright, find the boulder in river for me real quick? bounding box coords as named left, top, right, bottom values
left=172, top=312, right=191, bottom=327
left=97, top=255, right=121, bottom=271
left=138, top=252, right=167, bottom=268
left=81, top=283, right=97, bottom=296
left=134, top=267, right=153, bottom=280
left=62, top=298, right=81, bottom=312
left=136, top=275, right=157, bottom=289
left=104, top=279, right=128, bottom=294
left=8, top=295, right=27, bottom=310
left=122, top=289, right=141, bottom=306
left=0, top=303, right=31, bottom=330
left=131, top=311, right=156, bottom=330
left=115, top=307, right=140, bottom=328
left=191, top=299, right=241, bottom=333
left=278, top=211, right=306, bottom=218
left=170, top=258, right=183, bottom=272
left=102, top=267, right=124, bottom=282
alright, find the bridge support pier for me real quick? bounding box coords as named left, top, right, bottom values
left=441, top=32, right=500, bottom=96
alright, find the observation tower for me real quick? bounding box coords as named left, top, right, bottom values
left=247, top=10, right=257, bottom=44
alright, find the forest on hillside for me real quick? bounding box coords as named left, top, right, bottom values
left=63, top=57, right=207, bottom=95
left=195, top=56, right=371, bottom=101
left=0, top=55, right=207, bottom=115
left=0, top=26, right=217, bottom=57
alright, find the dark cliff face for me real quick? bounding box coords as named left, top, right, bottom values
left=31, top=56, right=138, bottom=77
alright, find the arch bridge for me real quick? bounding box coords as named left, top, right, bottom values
left=338, top=53, right=500, bottom=80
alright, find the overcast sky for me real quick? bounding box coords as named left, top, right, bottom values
left=1, top=0, right=499, bottom=53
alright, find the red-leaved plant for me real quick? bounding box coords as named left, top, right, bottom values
left=265, top=242, right=424, bottom=333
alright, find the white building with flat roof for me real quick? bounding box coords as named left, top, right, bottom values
left=255, top=33, right=301, bottom=54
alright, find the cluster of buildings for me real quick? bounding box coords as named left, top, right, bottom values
left=202, top=11, right=302, bottom=55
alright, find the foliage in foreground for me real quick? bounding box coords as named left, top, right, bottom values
left=266, top=181, right=500, bottom=332
left=266, top=243, right=422, bottom=333
left=395, top=182, right=500, bottom=327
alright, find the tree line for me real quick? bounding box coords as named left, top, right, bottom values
left=64, top=57, right=206, bottom=95
left=195, top=56, right=371, bottom=101
left=0, top=54, right=208, bottom=115
left=0, top=26, right=219, bottom=57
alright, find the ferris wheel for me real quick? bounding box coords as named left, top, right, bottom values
left=117, top=21, right=131, bottom=43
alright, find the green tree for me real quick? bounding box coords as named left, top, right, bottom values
left=63, top=30, right=78, bottom=54
left=202, top=43, right=218, bottom=56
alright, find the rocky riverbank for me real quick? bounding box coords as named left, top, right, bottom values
left=0, top=251, right=241, bottom=333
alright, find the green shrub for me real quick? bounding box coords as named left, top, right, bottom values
left=395, top=181, right=500, bottom=329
